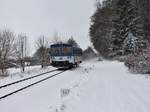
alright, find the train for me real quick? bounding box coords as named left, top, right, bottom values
left=49, top=43, right=82, bottom=68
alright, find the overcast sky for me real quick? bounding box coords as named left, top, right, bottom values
left=0, top=0, right=98, bottom=55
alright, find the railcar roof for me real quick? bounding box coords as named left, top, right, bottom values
left=50, top=43, right=72, bottom=47
left=50, top=43, right=82, bottom=51
left=73, top=46, right=82, bottom=50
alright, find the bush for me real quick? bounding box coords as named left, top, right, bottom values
left=125, top=48, right=150, bottom=74
left=0, top=69, right=8, bottom=77
left=113, top=55, right=128, bottom=62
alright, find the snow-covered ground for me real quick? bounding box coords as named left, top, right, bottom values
left=0, top=60, right=150, bottom=112
left=0, top=65, right=56, bottom=86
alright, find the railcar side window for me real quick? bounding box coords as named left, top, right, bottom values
left=73, top=48, right=82, bottom=56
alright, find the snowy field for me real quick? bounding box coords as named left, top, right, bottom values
left=0, top=60, right=150, bottom=112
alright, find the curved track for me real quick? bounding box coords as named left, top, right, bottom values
left=0, top=69, right=66, bottom=100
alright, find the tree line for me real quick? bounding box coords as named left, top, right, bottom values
left=89, top=0, right=150, bottom=73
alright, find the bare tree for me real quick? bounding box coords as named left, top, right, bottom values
left=16, top=34, right=28, bottom=72
left=51, top=32, right=62, bottom=44
left=0, top=29, right=16, bottom=76
left=35, top=35, right=49, bottom=68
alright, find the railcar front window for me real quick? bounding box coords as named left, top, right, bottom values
left=51, top=47, right=61, bottom=56
left=62, top=47, right=72, bottom=56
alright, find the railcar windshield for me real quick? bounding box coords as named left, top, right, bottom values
left=50, top=44, right=72, bottom=56
left=50, top=47, right=61, bottom=56
left=61, top=46, right=72, bottom=56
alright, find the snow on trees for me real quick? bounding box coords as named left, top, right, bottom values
left=123, top=32, right=138, bottom=54
left=112, top=0, right=145, bottom=55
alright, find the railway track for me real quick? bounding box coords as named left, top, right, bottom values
left=0, top=69, right=57, bottom=89
left=0, top=69, right=67, bottom=100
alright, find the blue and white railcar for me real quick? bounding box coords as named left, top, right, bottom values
left=50, top=43, right=82, bottom=68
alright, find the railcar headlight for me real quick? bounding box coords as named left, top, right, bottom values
left=51, top=56, right=55, bottom=59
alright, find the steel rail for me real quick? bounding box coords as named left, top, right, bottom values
left=0, top=70, right=66, bottom=100
left=0, top=69, right=58, bottom=89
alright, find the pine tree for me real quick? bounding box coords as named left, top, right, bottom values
left=89, top=0, right=113, bottom=58
left=112, top=0, right=145, bottom=55
left=112, top=0, right=128, bottom=53
left=67, top=37, right=79, bottom=47
left=139, top=0, right=150, bottom=43
left=123, top=32, right=138, bottom=54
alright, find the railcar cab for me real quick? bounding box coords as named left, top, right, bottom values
left=50, top=43, right=82, bottom=68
